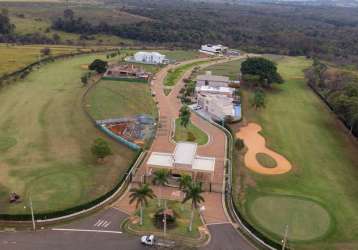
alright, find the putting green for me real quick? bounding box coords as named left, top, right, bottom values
left=248, top=195, right=332, bottom=241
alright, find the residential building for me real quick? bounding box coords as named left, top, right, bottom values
left=197, top=94, right=236, bottom=121
left=129, top=51, right=169, bottom=65
left=103, top=63, right=151, bottom=81
left=195, top=85, right=234, bottom=98
left=199, top=44, right=228, bottom=55
left=196, top=71, right=230, bottom=88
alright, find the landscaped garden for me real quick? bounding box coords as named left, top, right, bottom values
left=128, top=199, right=203, bottom=239
left=0, top=53, right=138, bottom=215
left=174, top=119, right=208, bottom=145
left=213, top=56, right=358, bottom=249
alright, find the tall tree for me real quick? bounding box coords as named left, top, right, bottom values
left=89, top=59, right=108, bottom=74
left=182, top=182, right=205, bottom=232
left=91, top=138, right=112, bottom=161
left=241, top=57, right=283, bottom=86
left=129, top=184, right=156, bottom=225
left=179, top=174, right=192, bottom=191
left=152, top=169, right=169, bottom=207
left=0, top=9, right=15, bottom=34
left=179, top=105, right=191, bottom=128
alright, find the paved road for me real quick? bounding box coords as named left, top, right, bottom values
left=0, top=209, right=255, bottom=250
left=205, top=224, right=256, bottom=250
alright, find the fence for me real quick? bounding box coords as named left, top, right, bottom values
left=192, top=109, right=283, bottom=250
left=0, top=150, right=146, bottom=222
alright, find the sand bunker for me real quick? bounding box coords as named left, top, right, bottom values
left=237, top=123, right=292, bottom=175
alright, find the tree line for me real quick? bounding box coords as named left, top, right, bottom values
left=306, top=59, right=358, bottom=136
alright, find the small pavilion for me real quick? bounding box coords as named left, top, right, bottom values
left=146, top=142, right=216, bottom=183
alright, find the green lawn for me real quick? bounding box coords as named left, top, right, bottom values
left=197, top=58, right=243, bottom=80
left=129, top=199, right=203, bottom=239
left=174, top=119, right=208, bottom=145
left=85, top=80, right=157, bottom=120
left=255, top=153, right=277, bottom=168
left=228, top=56, right=358, bottom=249
left=164, top=60, right=212, bottom=87
left=0, top=53, right=137, bottom=215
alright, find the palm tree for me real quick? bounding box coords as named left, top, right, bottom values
left=152, top=169, right=169, bottom=207
left=182, top=182, right=205, bottom=232
left=129, top=184, right=156, bottom=225
left=179, top=174, right=192, bottom=191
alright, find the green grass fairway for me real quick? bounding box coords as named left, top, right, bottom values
left=198, top=58, right=243, bottom=80
left=255, top=153, right=277, bottom=168
left=215, top=56, right=358, bottom=249
left=0, top=53, right=137, bottom=214
left=248, top=195, right=331, bottom=241
left=174, top=119, right=209, bottom=145
left=85, top=80, right=157, bottom=120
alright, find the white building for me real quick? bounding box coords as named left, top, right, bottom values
left=195, top=85, right=234, bottom=98
left=130, top=51, right=168, bottom=65
left=199, top=44, right=228, bottom=55
left=196, top=71, right=230, bottom=88
left=146, top=142, right=216, bottom=181
left=197, top=93, right=236, bottom=121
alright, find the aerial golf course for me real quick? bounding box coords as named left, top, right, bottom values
left=206, top=56, right=358, bottom=249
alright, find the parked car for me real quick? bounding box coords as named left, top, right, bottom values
left=140, top=235, right=175, bottom=248
left=193, top=105, right=202, bottom=111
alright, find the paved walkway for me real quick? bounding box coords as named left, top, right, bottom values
left=113, top=55, right=257, bottom=250
left=116, top=56, right=246, bottom=223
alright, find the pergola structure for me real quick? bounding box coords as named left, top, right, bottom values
left=146, top=142, right=216, bottom=182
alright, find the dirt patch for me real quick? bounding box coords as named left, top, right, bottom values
left=236, top=123, right=292, bottom=175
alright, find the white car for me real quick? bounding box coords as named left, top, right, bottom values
left=141, top=234, right=154, bottom=246
left=193, top=105, right=202, bottom=111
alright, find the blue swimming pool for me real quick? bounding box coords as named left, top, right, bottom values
left=234, top=104, right=242, bottom=119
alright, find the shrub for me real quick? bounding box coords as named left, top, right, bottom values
left=235, top=138, right=245, bottom=151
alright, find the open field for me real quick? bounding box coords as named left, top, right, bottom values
left=174, top=119, right=209, bottom=145
left=85, top=80, right=158, bottom=121
left=0, top=53, right=138, bottom=214
left=2, top=1, right=142, bottom=46
left=197, top=58, right=243, bottom=80
left=164, top=60, right=212, bottom=87
left=129, top=199, right=203, bottom=239
left=0, top=44, right=95, bottom=76
left=232, top=56, right=358, bottom=249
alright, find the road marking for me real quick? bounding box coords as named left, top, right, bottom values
left=52, top=228, right=122, bottom=234
left=103, top=221, right=111, bottom=228
left=94, top=219, right=111, bottom=228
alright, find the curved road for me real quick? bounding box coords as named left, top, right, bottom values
left=0, top=56, right=257, bottom=250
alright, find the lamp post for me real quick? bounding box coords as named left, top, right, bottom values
left=24, top=195, right=36, bottom=231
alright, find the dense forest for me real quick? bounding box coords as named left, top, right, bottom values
left=50, top=0, right=358, bottom=63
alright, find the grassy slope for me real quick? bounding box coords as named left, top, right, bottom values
left=174, top=119, right=209, bottom=145
left=0, top=53, right=136, bottom=214
left=86, top=80, right=158, bottom=120
left=0, top=44, right=94, bottom=76
left=238, top=57, right=358, bottom=248
left=198, top=58, right=243, bottom=80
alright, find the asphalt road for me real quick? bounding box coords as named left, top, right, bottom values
left=0, top=208, right=257, bottom=250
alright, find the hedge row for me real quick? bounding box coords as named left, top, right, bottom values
left=0, top=149, right=142, bottom=221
